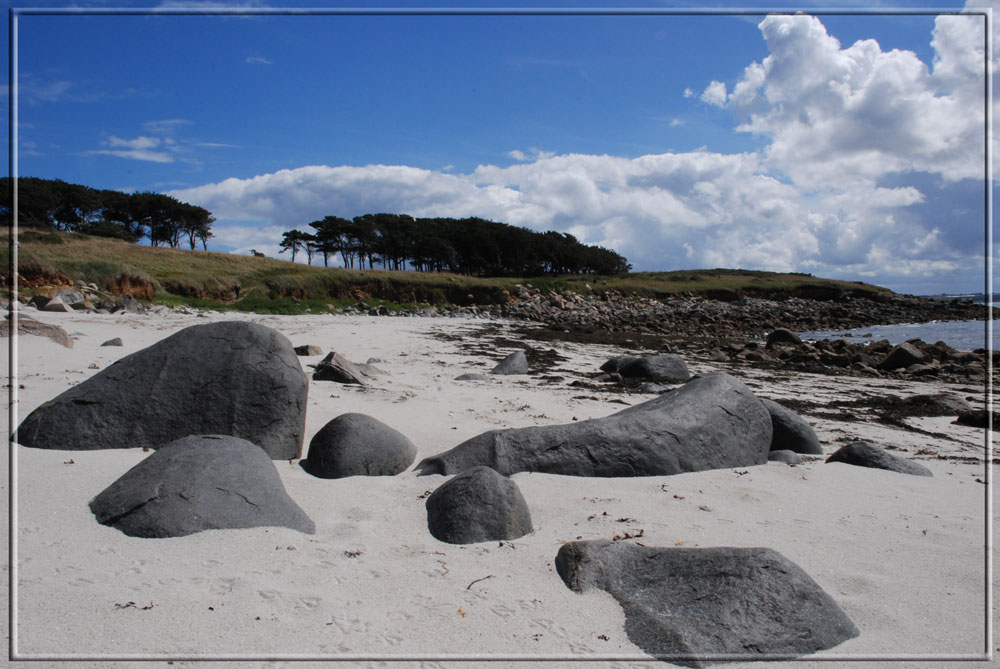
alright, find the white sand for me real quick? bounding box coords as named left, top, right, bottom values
left=3, top=308, right=994, bottom=668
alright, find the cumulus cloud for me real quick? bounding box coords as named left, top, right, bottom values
left=172, top=8, right=989, bottom=294
left=700, top=80, right=728, bottom=107
left=728, top=12, right=985, bottom=186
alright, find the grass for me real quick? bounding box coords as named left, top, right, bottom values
left=4, top=228, right=893, bottom=311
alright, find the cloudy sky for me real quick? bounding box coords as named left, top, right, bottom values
left=8, top=1, right=993, bottom=295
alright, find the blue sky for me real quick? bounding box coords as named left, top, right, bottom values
left=6, top=1, right=994, bottom=295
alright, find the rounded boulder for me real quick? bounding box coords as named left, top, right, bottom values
left=426, top=466, right=533, bottom=544
left=303, top=413, right=416, bottom=478
left=89, top=435, right=315, bottom=538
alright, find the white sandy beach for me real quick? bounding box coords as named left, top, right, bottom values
left=3, top=308, right=994, bottom=668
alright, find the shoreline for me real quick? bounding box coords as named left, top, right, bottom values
left=4, top=309, right=993, bottom=667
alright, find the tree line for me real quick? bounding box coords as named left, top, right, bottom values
left=1, top=177, right=215, bottom=250
left=279, top=213, right=631, bottom=276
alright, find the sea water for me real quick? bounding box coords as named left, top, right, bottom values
left=798, top=320, right=995, bottom=352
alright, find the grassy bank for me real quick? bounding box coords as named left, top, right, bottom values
left=4, top=229, right=893, bottom=313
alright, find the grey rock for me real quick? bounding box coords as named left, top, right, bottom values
left=294, top=344, right=323, bottom=356
left=760, top=398, right=823, bottom=455
left=303, top=413, right=416, bottom=478
left=312, top=352, right=382, bottom=384
left=41, top=295, right=73, bottom=312
left=455, top=372, right=491, bottom=382
left=826, top=441, right=933, bottom=476
left=766, top=328, right=803, bottom=348
left=768, top=449, right=803, bottom=464
left=425, top=466, right=533, bottom=544
left=100, top=337, right=123, bottom=347
left=603, top=354, right=690, bottom=383
left=13, top=321, right=307, bottom=460
left=954, top=409, right=998, bottom=429
left=599, top=355, right=640, bottom=374
left=878, top=342, right=926, bottom=371
left=89, top=435, right=315, bottom=538
left=901, top=393, right=972, bottom=416
left=0, top=317, right=73, bottom=348
left=555, top=540, right=858, bottom=666
left=491, top=350, right=529, bottom=375
left=416, top=372, right=772, bottom=477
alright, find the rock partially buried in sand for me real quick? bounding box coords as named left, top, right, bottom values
left=555, top=540, right=859, bottom=667
left=89, top=435, right=315, bottom=538
left=0, top=317, right=73, bottom=348
left=455, top=372, right=491, bottom=382
left=100, top=337, right=123, bottom=347
left=826, top=441, right=933, bottom=477
left=768, top=449, right=803, bottom=464
left=600, top=353, right=690, bottom=383
left=12, top=321, right=307, bottom=460
left=302, top=413, right=416, bottom=478
left=312, top=351, right=381, bottom=384
left=416, top=372, right=772, bottom=477
left=490, top=350, right=529, bottom=375
left=425, top=466, right=532, bottom=544
left=760, top=398, right=823, bottom=455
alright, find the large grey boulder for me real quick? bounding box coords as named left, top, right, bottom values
left=425, top=466, right=533, bottom=544
left=601, top=354, right=690, bottom=383
left=491, top=350, right=529, bottom=375
left=13, top=321, right=307, bottom=460
left=760, top=398, right=823, bottom=455
left=89, top=435, right=315, bottom=538
left=826, top=441, right=933, bottom=477
left=416, top=372, right=772, bottom=477
left=555, top=540, right=859, bottom=666
left=302, top=413, right=416, bottom=478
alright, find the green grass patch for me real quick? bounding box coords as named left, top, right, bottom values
left=8, top=229, right=893, bottom=312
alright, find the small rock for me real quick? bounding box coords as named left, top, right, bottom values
left=826, top=441, right=932, bottom=477
left=766, top=328, right=803, bottom=348
left=768, top=449, right=803, bottom=464
left=100, top=337, right=123, bottom=347
left=878, top=342, right=926, bottom=371
left=455, top=373, right=491, bottom=382
left=294, top=344, right=323, bottom=356
left=491, top=350, right=529, bottom=375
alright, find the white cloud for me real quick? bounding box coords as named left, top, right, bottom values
left=143, top=119, right=192, bottom=135
left=107, top=135, right=160, bottom=150
left=728, top=12, right=985, bottom=186
left=246, top=56, right=273, bottom=65
left=86, top=135, right=173, bottom=163
left=700, top=80, right=728, bottom=107
left=171, top=9, right=989, bottom=294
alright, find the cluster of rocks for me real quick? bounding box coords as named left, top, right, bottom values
left=15, top=320, right=950, bottom=664
left=503, top=285, right=986, bottom=337
left=691, top=328, right=989, bottom=383
left=290, top=285, right=987, bottom=344
left=11, top=282, right=165, bottom=315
